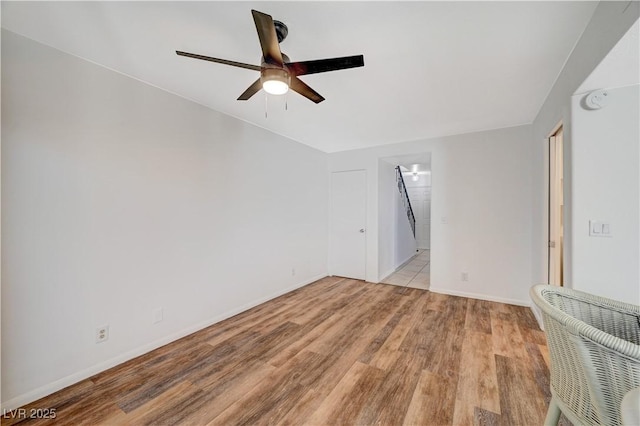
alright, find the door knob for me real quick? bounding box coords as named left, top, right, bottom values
left=359, top=229, right=365, bottom=233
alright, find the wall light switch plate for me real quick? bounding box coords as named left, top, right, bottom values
left=589, top=220, right=612, bottom=237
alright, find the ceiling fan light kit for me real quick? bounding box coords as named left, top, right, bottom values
left=176, top=9, right=364, bottom=104
left=261, top=67, right=290, bottom=95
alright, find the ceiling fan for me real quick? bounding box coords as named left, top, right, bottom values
left=176, top=9, right=364, bottom=104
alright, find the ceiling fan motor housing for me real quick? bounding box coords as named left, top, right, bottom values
left=274, top=20, right=288, bottom=43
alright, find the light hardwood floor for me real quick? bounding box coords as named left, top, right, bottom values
left=2, top=277, right=554, bottom=425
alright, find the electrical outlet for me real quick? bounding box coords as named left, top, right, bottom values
left=96, top=326, right=109, bottom=343
left=461, top=272, right=469, bottom=282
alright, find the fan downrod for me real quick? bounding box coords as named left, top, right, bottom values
left=274, top=20, right=288, bottom=43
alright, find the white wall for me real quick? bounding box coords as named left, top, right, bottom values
left=405, top=173, right=432, bottom=249
left=530, top=2, right=640, bottom=289
left=1, top=30, right=329, bottom=408
left=394, top=185, right=417, bottom=267
left=404, top=172, right=431, bottom=188
left=570, top=84, right=639, bottom=303
left=378, top=161, right=397, bottom=279
left=331, top=125, right=533, bottom=305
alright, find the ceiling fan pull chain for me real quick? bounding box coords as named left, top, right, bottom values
left=285, top=92, right=288, bottom=111
left=265, top=93, right=268, bottom=119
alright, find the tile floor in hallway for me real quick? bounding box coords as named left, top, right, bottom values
left=381, top=249, right=430, bottom=289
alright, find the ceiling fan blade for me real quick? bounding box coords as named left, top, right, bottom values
left=237, top=79, right=263, bottom=101
left=176, top=51, right=261, bottom=71
left=251, top=10, right=283, bottom=66
left=290, top=77, right=325, bottom=104
left=287, top=55, right=364, bottom=76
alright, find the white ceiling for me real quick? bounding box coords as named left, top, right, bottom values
left=1, top=1, right=598, bottom=153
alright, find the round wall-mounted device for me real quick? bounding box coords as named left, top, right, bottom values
left=585, top=89, right=610, bottom=110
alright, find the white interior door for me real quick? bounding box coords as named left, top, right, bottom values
left=330, top=170, right=366, bottom=280
left=407, top=187, right=431, bottom=249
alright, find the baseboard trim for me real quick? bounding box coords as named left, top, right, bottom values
left=378, top=251, right=420, bottom=283
left=428, top=286, right=530, bottom=307
left=378, top=269, right=395, bottom=283
left=530, top=304, right=544, bottom=330
left=397, top=252, right=418, bottom=270
left=1, top=273, right=327, bottom=411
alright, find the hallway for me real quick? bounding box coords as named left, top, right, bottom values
left=381, top=250, right=430, bottom=290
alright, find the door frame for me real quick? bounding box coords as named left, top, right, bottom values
left=546, top=122, right=564, bottom=286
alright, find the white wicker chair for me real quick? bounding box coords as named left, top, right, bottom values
left=530, top=285, right=640, bottom=426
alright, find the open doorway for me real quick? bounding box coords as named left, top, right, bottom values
left=401, top=164, right=431, bottom=250
left=548, top=125, right=564, bottom=286
left=377, top=153, right=431, bottom=289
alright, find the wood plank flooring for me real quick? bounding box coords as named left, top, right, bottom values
left=2, top=277, right=553, bottom=425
